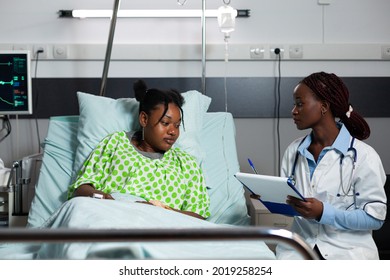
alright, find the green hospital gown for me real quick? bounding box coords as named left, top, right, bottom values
left=69, top=131, right=210, bottom=218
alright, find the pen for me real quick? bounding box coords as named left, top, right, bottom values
left=247, top=158, right=259, bottom=174
left=247, top=158, right=261, bottom=199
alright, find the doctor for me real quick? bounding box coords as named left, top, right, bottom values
left=276, top=72, right=387, bottom=260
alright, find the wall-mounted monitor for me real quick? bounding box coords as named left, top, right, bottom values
left=0, top=50, right=32, bottom=115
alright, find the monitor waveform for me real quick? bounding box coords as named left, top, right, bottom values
left=0, top=96, right=14, bottom=106
left=0, top=61, right=12, bottom=67
left=0, top=80, right=14, bottom=86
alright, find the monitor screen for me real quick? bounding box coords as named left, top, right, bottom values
left=0, top=50, right=32, bottom=115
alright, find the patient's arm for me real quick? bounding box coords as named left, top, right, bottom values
left=73, top=184, right=114, bottom=200
left=175, top=209, right=205, bottom=220
left=74, top=183, right=205, bottom=219
left=137, top=201, right=205, bottom=220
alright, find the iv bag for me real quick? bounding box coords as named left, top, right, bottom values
left=217, top=5, right=237, bottom=34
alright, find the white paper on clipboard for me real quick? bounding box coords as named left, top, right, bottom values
left=235, top=172, right=305, bottom=203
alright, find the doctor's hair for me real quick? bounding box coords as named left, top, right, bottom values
left=301, top=72, right=370, bottom=140
left=133, top=79, right=185, bottom=126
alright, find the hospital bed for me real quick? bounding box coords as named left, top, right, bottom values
left=0, top=90, right=317, bottom=260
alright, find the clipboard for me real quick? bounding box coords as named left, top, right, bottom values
left=234, top=172, right=306, bottom=216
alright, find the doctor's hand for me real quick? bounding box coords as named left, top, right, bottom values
left=286, top=196, right=323, bottom=221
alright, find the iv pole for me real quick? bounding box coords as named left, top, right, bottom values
left=99, top=0, right=121, bottom=96
left=201, top=0, right=206, bottom=94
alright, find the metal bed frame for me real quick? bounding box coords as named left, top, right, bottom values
left=2, top=153, right=42, bottom=227
left=0, top=227, right=318, bottom=260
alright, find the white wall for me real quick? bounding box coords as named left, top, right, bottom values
left=1, top=0, right=390, bottom=174
left=2, top=0, right=390, bottom=45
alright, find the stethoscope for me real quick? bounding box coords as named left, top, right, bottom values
left=289, top=136, right=358, bottom=208
left=337, top=137, right=357, bottom=198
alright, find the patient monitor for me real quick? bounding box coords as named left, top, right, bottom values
left=0, top=50, right=32, bottom=116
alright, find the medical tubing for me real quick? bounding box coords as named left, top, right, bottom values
left=224, top=37, right=229, bottom=112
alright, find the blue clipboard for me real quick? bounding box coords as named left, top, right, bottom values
left=234, top=172, right=306, bottom=217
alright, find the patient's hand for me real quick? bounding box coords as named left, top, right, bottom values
left=136, top=201, right=153, bottom=206
left=73, top=184, right=114, bottom=200
left=136, top=200, right=170, bottom=209
left=137, top=200, right=205, bottom=220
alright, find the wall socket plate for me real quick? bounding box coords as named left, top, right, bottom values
left=270, top=45, right=284, bottom=59
left=13, top=44, right=30, bottom=51
left=289, top=45, right=303, bottom=59
left=53, top=45, right=68, bottom=59
left=33, top=44, right=47, bottom=58
left=381, top=45, right=390, bottom=60
left=249, top=45, right=264, bottom=59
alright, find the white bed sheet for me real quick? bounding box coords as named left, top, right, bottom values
left=33, top=197, right=275, bottom=260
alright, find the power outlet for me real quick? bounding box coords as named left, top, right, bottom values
left=249, top=45, right=264, bottom=59
left=13, top=44, right=30, bottom=52
left=381, top=45, right=390, bottom=60
left=33, top=44, right=47, bottom=58
left=53, top=45, right=68, bottom=59
left=270, top=46, right=284, bottom=59
left=289, top=45, right=303, bottom=59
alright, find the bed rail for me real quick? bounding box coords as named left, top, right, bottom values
left=0, top=226, right=318, bottom=260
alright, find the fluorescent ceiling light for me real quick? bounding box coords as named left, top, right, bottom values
left=59, top=9, right=250, bottom=19
left=75, top=10, right=216, bottom=18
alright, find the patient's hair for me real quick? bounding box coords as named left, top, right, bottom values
left=133, top=79, right=184, bottom=124
left=301, top=72, right=370, bottom=140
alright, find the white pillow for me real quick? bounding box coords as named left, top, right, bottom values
left=72, top=92, right=140, bottom=179
left=174, top=90, right=211, bottom=165
left=71, top=90, right=211, bottom=180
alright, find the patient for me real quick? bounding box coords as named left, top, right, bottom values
left=68, top=79, right=210, bottom=220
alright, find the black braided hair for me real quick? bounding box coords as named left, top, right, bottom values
left=133, top=79, right=185, bottom=128
left=301, top=72, right=370, bottom=140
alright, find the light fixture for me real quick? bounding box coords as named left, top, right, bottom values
left=58, top=3, right=250, bottom=96
left=58, top=9, right=250, bottom=19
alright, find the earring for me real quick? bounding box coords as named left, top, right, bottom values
left=142, top=127, right=145, bottom=141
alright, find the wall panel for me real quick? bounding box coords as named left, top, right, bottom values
left=21, top=76, right=390, bottom=119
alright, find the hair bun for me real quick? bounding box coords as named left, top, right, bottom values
left=133, top=79, right=148, bottom=102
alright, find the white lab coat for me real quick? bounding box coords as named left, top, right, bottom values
left=276, top=136, right=387, bottom=260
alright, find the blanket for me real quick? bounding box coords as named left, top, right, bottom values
left=18, top=197, right=276, bottom=260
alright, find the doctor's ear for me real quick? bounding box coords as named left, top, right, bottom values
left=320, top=101, right=330, bottom=116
